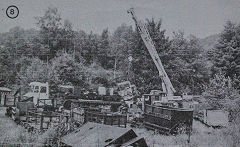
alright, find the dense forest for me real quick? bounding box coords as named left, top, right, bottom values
left=0, top=8, right=240, bottom=113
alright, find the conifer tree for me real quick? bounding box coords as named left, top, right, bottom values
left=212, top=21, right=240, bottom=89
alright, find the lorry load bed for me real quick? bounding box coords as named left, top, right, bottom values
left=197, top=109, right=229, bottom=127
left=144, top=104, right=193, bottom=134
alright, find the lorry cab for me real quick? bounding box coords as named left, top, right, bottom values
left=23, top=82, right=50, bottom=106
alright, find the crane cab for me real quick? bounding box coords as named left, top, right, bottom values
left=142, top=91, right=166, bottom=106
left=142, top=90, right=182, bottom=110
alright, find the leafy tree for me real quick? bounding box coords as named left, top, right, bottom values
left=0, top=27, right=38, bottom=86
left=16, top=57, right=48, bottom=92
left=50, top=53, right=87, bottom=92
left=85, top=63, right=114, bottom=89
left=110, top=24, right=135, bottom=78
left=80, top=31, right=100, bottom=65
left=61, top=20, right=75, bottom=53
left=0, top=46, right=16, bottom=86
left=167, top=32, right=210, bottom=94
left=72, top=30, right=87, bottom=63
left=36, top=8, right=75, bottom=60
left=36, top=7, right=62, bottom=59
left=16, top=53, right=87, bottom=94
left=98, top=28, right=112, bottom=69
left=202, top=72, right=240, bottom=115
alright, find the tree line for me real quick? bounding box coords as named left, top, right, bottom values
left=0, top=8, right=239, bottom=103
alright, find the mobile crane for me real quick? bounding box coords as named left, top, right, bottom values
left=127, top=9, right=194, bottom=134
left=127, top=8, right=182, bottom=103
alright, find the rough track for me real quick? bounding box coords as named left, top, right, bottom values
left=0, top=106, right=36, bottom=146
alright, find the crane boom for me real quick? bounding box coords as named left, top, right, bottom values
left=127, top=8, right=176, bottom=97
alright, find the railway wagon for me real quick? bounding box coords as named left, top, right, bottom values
left=144, top=104, right=193, bottom=134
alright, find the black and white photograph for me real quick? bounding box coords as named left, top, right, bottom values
left=0, top=0, right=240, bottom=146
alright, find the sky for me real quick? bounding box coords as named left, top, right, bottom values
left=0, top=0, right=240, bottom=38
